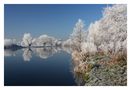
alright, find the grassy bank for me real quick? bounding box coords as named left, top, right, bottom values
left=72, top=51, right=127, bottom=86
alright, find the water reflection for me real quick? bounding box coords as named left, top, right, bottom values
left=4, top=49, right=16, bottom=57
left=4, top=46, right=72, bottom=61
left=70, top=59, right=85, bottom=86
left=34, top=47, right=57, bottom=59
left=4, top=47, right=88, bottom=85
left=4, top=46, right=85, bottom=85
left=22, top=48, right=32, bottom=61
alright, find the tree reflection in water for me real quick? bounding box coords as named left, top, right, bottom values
left=34, top=47, right=57, bottom=59
left=4, top=46, right=85, bottom=85
left=22, top=48, right=32, bottom=61
left=4, top=46, right=73, bottom=60
left=4, top=49, right=16, bottom=57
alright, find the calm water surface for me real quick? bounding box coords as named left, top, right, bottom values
left=4, top=47, right=77, bottom=86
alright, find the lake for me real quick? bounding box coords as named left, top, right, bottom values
left=4, top=47, right=78, bottom=86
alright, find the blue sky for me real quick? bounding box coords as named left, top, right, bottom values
left=4, top=4, right=111, bottom=40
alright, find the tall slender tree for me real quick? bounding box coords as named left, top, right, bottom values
left=70, top=19, right=85, bottom=51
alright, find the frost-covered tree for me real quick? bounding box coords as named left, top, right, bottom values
left=4, top=39, right=17, bottom=46
left=55, top=39, right=62, bottom=46
left=81, top=5, right=127, bottom=54
left=36, top=34, right=57, bottom=46
left=20, top=33, right=58, bottom=47
left=31, top=38, right=37, bottom=46
left=100, top=4, right=127, bottom=53
left=4, top=39, right=13, bottom=46
left=62, top=38, right=73, bottom=47
left=21, top=33, right=33, bottom=47
left=86, top=21, right=101, bottom=50
left=70, top=19, right=85, bottom=50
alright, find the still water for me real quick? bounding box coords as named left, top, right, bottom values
left=4, top=47, right=77, bottom=86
